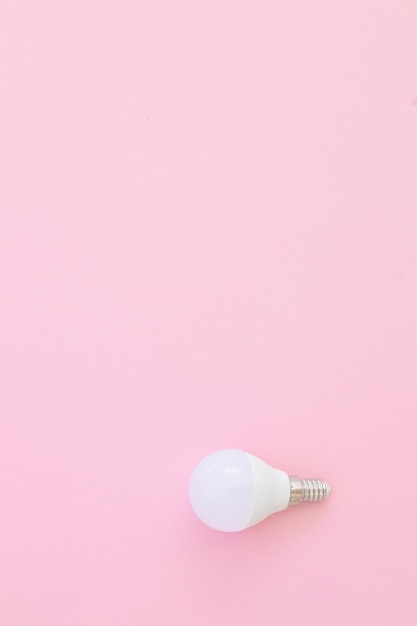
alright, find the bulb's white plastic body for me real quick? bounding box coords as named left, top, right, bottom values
left=248, top=452, right=290, bottom=527
left=188, top=449, right=290, bottom=532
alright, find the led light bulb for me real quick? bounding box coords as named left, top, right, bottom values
left=189, top=449, right=331, bottom=532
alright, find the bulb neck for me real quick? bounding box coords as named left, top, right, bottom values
left=289, top=476, right=331, bottom=505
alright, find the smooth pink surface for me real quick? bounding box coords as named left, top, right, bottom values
left=1, top=2, right=417, bottom=624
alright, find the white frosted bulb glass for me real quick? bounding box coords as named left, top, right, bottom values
left=189, top=449, right=331, bottom=532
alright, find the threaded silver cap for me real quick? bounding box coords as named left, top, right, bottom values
left=289, top=476, right=331, bottom=505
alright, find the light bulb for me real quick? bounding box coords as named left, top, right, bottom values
left=189, top=449, right=331, bottom=532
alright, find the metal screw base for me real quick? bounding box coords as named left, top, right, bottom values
left=289, top=476, right=331, bottom=505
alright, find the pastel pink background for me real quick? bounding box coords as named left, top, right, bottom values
left=1, top=1, right=416, bottom=624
